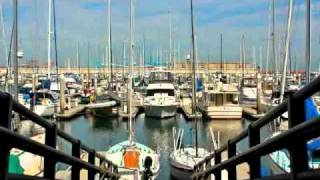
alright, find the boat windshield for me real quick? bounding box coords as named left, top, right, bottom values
left=147, top=89, right=174, bottom=96
left=150, top=72, right=173, bottom=83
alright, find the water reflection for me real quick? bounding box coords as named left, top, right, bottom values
left=57, top=113, right=251, bottom=179
left=204, top=119, right=244, bottom=146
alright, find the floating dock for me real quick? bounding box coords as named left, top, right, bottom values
left=242, top=106, right=265, bottom=120
left=55, top=105, right=86, bottom=120
left=180, top=97, right=202, bottom=120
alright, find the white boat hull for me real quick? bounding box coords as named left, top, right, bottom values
left=34, top=105, right=55, bottom=117
left=169, top=160, right=193, bottom=180
left=169, top=147, right=210, bottom=180
left=144, top=105, right=177, bottom=118
left=200, top=105, right=243, bottom=120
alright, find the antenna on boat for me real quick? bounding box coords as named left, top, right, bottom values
left=190, top=0, right=199, bottom=157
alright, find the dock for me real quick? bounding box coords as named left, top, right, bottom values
left=119, top=92, right=144, bottom=120
left=119, top=106, right=140, bottom=120
left=242, top=106, right=265, bottom=120
left=180, top=97, right=202, bottom=120
left=55, top=105, right=86, bottom=120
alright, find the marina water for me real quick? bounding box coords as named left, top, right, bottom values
left=57, top=112, right=273, bottom=179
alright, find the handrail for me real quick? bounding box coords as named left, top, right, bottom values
left=0, top=92, right=120, bottom=180
left=193, top=75, right=320, bottom=179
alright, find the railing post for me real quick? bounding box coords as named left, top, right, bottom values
left=193, top=164, right=198, bottom=180
left=88, top=150, right=95, bottom=180
left=204, top=157, right=211, bottom=180
left=213, top=151, right=221, bottom=180
left=113, top=164, right=118, bottom=179
left=227, top=141, right=236, bottom=180
left=72, top=140, right=81, bottom=180
left=44, top=123, right=57, bottom=179
left=288, top=94, right=308, bottom=179
left=0, top=93, right=12, bottom=180
left=99, top=158, right=105, bottom=179
left=248, top=124, right=261, bottom=178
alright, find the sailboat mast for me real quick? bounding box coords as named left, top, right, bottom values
left=52, top=0, right=59, bottom=78
left=0, top=4, right=8, bottom=75
left=190, top=0, right=199, bottom=157
left=190, top=0, right=196, bottom=114
left=279, top=0, right=294, bottom=104
left=13, top=0, right=18, bottom=100
left=129, top=0, right=135, bottom=144
left=47, top=0, right=52, bottom=78
left=220, top=33, right=223, bottom=74
left=87, top=43, right=90, bottom=88
left=143, top=35, right=145, bottom=75
left=241, top=35, right=245, bottom=80
left=123, top=40, right=126, bottom=78
left=107, top=0, right=113, bottom=90
left=77, top=42, right=80, bottom=75
left=272, top=0, right=277, bottom=90
left=169, top=11, right=172, bottom=70
left=0, top=3, right=11, bottom=91
left=306, top=0, right=311, bottom=83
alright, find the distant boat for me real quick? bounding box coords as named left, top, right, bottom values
left=169, top=145, right=209, bottom=180
left=144, top=71, right=178, bottom=119
left=86, top=93, right=118, bottom=118
left=19, top=88, right=57, bottom=117
left=198, top=80, right=242, bottom=120
left=240, top=76, right=257, bottom=105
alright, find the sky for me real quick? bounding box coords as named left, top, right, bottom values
left=0, top=0, right=319, bottom=71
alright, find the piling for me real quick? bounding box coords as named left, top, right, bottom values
left=60, top=75, right=65, bottom=114
left=31, top=74, right=37, bottom=111
left=256, top=72, right=262, bottom=114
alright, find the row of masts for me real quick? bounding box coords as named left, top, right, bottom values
left=2, top=0, right=314, bottom=100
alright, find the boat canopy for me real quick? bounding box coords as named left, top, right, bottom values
left=305, top=97, right=320, bottom=151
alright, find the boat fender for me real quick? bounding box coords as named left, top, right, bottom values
left=142, top=156, right=153, bottom=180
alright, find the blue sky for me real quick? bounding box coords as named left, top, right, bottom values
left=0, top=0, right=320, bottom=71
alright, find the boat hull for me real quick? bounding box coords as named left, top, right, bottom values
left=86, top=101, right=117, bottom=118
left=144, top=105, right=177, bottom=118
left=200, top=105, right=243, bottom=120
left=169, top=160, right=193, bottom=180
left=35, top=105, right=55, bottom=117
left=169, top=147, right=209, bottom=180
left=91, top=107, right=115, bottom=117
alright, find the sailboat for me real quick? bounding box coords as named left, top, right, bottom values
left=105, top=0, right=160, bottom=179
left=169, top=0, right=209, bottom=179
